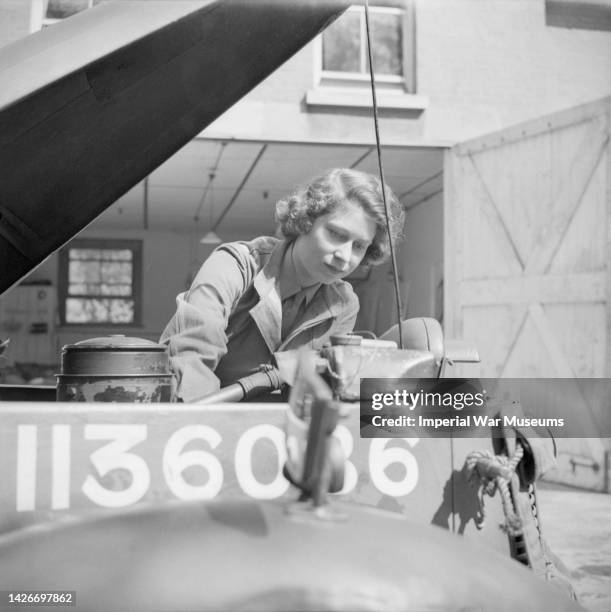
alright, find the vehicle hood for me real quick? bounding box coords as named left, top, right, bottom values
left=0, top=0, right=348, bottom=295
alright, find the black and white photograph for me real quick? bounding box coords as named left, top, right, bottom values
left=0, top=0, right=610, bottom=610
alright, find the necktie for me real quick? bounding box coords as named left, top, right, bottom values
left=281, top=293, right=306, bottom=341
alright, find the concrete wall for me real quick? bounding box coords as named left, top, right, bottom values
left=15, top=228, right=220, bottom=360
left=417, top=0, right=611, bottom=142
left=401, top=192, right=444, bottom=321
left=0, top=0, right=30, bottom=48
left=205, top=31, right=434, bottom=146
left=207, top=0, right=611, bottom=146
left=2, top=0, right=610, bottom=146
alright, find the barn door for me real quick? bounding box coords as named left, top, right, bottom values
left=445, top=97, right=611, bottom=492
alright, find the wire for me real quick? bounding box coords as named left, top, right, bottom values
left=194, top=141, right=227, bottom=222
left=363, top=0, right=404, bottom=349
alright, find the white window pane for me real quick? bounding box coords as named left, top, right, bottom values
left=99, top=284, right=132, bottom=296
left=322, top=11, right=361, bottom=73
left=65, top=298, right=134, bottom=323
left=369, top=12, right=403, bottom=76
left=69, top=260, right=101, bottom=284
left=70, top=248, right=102, bottom=261
left=100, top=261, right=132, bottom=284
left=104, top=249, right=133, bottom=262
left=109, top=299, right=134, bottom=323
left=68, top=283, right=131, bottom=296
left=46, top=0, right=90, bottom=19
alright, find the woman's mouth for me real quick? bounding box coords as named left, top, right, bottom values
left=324, top=262, right=346, bottom=275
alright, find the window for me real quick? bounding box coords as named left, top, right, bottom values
left=317, top=4, right=414, bottom=92
left=58, top=239, right=142, bottom=326
left=30, top=0, right=104, bottom=31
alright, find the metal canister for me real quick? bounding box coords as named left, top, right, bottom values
left=57, top=335, right=172, bottom=402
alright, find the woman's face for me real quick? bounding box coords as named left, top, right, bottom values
left=292, top=200, right=377, bottom=285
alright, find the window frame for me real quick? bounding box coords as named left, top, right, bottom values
left=314, top=3, right=415, bottom=93
left=58, top=238, right=143, bottom=328
left=30, top=0, right=98, bottom=32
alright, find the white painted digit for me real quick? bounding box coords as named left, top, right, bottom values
left=369, top=438, right=419, bottom=497
left=16, top=425, right=37, bottom=511
left=332, top=425, right=357, bottom=495
left=82, top=425, right=150, bottom=508
left=163, top=426, right=223, bottom=500
left=52, top=425, right=71, bottom=510
left=235, top=425, right=289, bottom=499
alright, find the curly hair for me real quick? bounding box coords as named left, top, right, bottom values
left=275, top=168, right=404, bottom=265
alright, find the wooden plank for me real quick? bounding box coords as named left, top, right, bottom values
left=525, top=118, right=609, bottom=274
left=498, top=310, right=529, bottom=378
left=462, top=305, right=527, bottom=378
left=528, top=303, right=576, bottom=377
left=443, top=149, right=461, bottom=340
left=464, top=154, right=525, bottom=273
left=544, top=302, right=606, bottom=377
left=548, top=127, right=607, bottom=275
left=454, top=97, right=611, bottom=158
left=606, top=108, right=611, bottom=378
left=470, top=130, right=554, bottom=264
left=448, top=99, right=611, bottom=493
left=460, top=272, right=605, bottom=306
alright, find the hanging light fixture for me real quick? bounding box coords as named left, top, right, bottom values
left=198, top=171, right=221, bottom=245
left=200, top=229, right=221, bottom=245
left=195, top=143, right=226, bottom=246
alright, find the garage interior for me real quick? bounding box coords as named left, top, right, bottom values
left=0, top=138, right=445, bottom=384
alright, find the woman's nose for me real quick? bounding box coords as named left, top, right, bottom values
left=333, top=243, right=352, bottom=264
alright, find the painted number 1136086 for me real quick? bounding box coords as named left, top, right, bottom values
left=14, top=423, right=420, bottom=512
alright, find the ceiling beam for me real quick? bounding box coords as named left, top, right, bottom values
left=399, top=170, right=443, bottom=200
left=403, top=188, right=443, bottom=212
left=212, top=144, right=267, bottom=231
left=350, top=147, right=375, bottom=168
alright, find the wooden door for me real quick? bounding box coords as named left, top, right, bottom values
left=445, top=98, right=611, bottom=492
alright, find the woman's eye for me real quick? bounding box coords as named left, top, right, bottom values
left=328, top=228, right=344, bottom=240
left=353, top=242, right=367, bottom=253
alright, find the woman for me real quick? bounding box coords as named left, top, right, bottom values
left=160, top=167, right=404, bottom=402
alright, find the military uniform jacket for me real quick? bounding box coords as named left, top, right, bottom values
left=160, top=236, right=359, bottom=402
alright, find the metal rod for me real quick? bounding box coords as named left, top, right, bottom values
left=212, top=143, right=267, bottom=231
left=364, top=0, right=403, bottom=348
left=193, top=141, right=227, bottom=222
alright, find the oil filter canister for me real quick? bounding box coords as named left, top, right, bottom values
left=57, top=335, right=172, bottom=402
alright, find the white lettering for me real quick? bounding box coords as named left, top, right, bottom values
left=235, top=425, right=289, bottom=499
left=163, top=425, right=223, bottom=500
